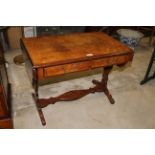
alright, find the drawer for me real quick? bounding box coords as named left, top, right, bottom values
left=44, top=61, right=92, bottom=77
left=92, top=55, right=131, bottom=68
left=65, top=61, right=91, bottom=73
left=115, top=54, right=132, bottom=65
left=92, top=57, right=116, bottom=68
left=44, top=65, right=65, bottom=77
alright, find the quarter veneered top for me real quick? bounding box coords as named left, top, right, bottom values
left=21, top=32, right=133, bottom=67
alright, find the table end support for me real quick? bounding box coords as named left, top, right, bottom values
left=32, top=93, right=46, bottom=126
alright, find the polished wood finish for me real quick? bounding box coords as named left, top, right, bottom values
left=0, top=43, right=13, bottom=129
left=21, top=32, right=133, bottom=125
left=22, top=32, right=132, bottom=67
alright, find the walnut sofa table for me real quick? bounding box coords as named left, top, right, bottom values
left=20, top=32, right=133, bottom=125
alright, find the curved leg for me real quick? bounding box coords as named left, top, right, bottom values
left=103, top=87, right=115, bottom=104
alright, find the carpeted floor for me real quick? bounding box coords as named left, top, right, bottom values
left=4, top=37, right=155, bottom=128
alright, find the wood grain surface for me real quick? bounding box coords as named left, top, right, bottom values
left=22, top=32, right=133, bottom=67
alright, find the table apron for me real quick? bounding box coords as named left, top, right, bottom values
left=36, top=54, right=132, bottom=79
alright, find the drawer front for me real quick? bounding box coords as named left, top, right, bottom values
left=44, top=65, right=65, bottom=77
left=44, top=61, right=91, bottom=77
left=65, top=61, right=91, bottom=73
left=115, top=54, right=132, bottom=65
left=92, top=55, right=131, bottom=69
left=92, top=57, right=116, bottom=68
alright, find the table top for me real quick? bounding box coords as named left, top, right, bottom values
left=21, top=32, right=133, bottom=67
